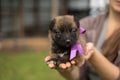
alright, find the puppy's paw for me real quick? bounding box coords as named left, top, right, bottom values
left=46, top=58, right=57, bottom=65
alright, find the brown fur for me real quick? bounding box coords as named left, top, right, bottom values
left=48, top=15, right=86, bottom=80
left=54, top=15, right=77, bottom=29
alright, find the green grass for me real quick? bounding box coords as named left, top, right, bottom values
left=0, top=51, right=65, bottom=80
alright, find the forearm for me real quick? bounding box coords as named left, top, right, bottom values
left=89, top=48, right=119, bottom=80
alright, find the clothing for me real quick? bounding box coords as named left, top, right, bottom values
left=79, top=13, right=120, bottom=80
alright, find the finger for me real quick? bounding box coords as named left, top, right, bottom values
left=59, top=63, right=67, bottom=69
left=71, top=60, right=76, bottom=65
left=66, top=62, right=71, bottom=68
left=86, top=43, right=94, bottom=54
left=48, top=63, right=55, bottom=69
left=86, top=44, right=92, bottom=51
left=84, top=49, right=94, bottom=60
left=45, top=56, right=51, bottom=62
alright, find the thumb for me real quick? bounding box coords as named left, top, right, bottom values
left=84, top=42, right=94, bottom=60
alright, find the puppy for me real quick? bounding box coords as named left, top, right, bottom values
left=47, top=15, right=86, bottom=67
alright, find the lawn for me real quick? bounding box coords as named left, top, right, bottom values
left=0, top=51, right=65, bottom=80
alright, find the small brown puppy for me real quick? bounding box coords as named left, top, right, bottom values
left=47, top=15, right=86, bottom=80
left=47, top=15, right=86, bottom=68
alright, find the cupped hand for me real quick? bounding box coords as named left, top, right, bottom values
left=45, top=42, right=95, bottom=69
left=45, top=56, right=76, bottom=69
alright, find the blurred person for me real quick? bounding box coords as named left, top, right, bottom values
left=45, top=0, right=120, bottom=80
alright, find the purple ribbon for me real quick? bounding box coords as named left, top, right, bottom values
left=70, top=27, right=86, bottom=60
left=80, top=27, right=86, bottom=34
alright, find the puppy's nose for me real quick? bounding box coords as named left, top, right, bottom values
left=66, top=39, right=71, bottom=44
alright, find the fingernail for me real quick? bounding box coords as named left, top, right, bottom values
left=59, top=64, right=67, bottom=69
left=49, top=64, right=55, bottom=69
left=45, top=56, right=51, bottom=62
left=66, top=62, right=71, bottom=67
left=71, top=60, right=76, bottom=64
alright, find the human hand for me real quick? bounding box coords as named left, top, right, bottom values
left=83, top=42, right=95, bottom=61
left=45, top=56, right=76, bottom=70
left=45, top=42, right=95, bottom=69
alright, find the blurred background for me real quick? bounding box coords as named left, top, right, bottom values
left=0, top=0, right=108, bottom=80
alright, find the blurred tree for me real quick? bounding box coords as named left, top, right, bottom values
left=18, top=0, right=24, bottom=37
left=51, top=0, right=59, bottom=18
left=0, top=0, right=1, bottom=34
left=33, top=0, right=40, bottom=35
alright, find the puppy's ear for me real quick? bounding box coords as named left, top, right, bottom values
left=74, top=16, right=80, bottom=28
left=49, top=19, right=55, bottom=31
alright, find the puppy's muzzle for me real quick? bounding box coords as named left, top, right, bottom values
left=66, top=39, right=71, bottom=44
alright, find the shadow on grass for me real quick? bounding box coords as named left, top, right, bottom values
left=0, top=51, right=64, bottom=80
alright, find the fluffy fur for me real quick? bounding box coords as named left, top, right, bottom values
left=48, top=15, right=86, bottom=66
left=47, top=15, right=86, bottom=80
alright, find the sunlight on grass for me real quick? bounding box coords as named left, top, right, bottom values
left=0, top=51, right=65, bottom=80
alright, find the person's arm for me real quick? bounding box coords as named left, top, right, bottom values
left=85, top=43, right=120, bottom=80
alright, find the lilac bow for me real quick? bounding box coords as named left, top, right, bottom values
left=70, top=27, right=86, bottom=60
left=80, top=27, right=86, bottom=34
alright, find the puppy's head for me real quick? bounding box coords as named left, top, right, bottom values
left=49, top=15, right=80, bottom=48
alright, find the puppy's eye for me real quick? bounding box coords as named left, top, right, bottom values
left=53, top=30, right=61, bottom=38
left=71, top=28, right=77, bottom=32
left=53, top=30, right=61, bottom=34
left=56, top=31, right=61, bottom=34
